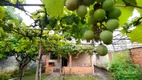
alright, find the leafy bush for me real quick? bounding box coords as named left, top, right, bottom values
left=0, top=71, right=15, bottom=80
left=0, top=73, right=11, bottom=80
left=24, top=70, right=36, bottom=76
left=0, top=69, right=18, bottom=80
left=109, top=51, right=142, bottom=80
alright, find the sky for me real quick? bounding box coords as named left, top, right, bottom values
left=24, top=0, right=42, bottom=12
left=19, top=0, right=41, bottom=25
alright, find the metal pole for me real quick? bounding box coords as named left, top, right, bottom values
left=60, top=55, right=62, bottom=76
left=35, top=40, right=42, bottom=80
left=0, top=4, right=45, bottom=6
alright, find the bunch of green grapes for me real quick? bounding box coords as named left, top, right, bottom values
left=65, top=0, right=121, bottom=56
left=65, top=0, right=95, bottom=17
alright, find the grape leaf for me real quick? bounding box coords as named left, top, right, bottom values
left=115, top=0, right=125, bottom=5
left=135, top=0, right=142, bottom=15
left=136, top=0, right=142, bottom=6
left=43, top=0, right=64, bottom=18
left=0, top=7, right=5, bottom=20
left=127, top=24, right=142, bottom=43
left=118, top=7, right=134, bottom=27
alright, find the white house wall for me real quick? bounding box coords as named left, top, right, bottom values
left=92, top=53, right=110, bottom=69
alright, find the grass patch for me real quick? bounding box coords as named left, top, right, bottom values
left=63, top=76, right=96, bottom=80
left=15, top=74, right=47, bottom=80
left=60, top=75, right=96, bottom=80
left=14, top=70, right=47, bottom=80
left=20, top=74, right=35, bottom=80
left=23, top=73, right=47, bottom=80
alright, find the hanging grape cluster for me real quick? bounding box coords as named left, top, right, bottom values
left=65, top=0, right=121, bottom=56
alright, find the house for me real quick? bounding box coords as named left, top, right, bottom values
left=45, top=45, right=94, bottom=74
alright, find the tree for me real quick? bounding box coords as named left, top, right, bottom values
left=0, top=33, right=39, bottom=80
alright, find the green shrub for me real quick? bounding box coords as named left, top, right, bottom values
left=0, top=73, right=11, bottom=80
left=109, top=51, right=142, bottom=80
left=24, top=70, right=36, bottom=76
left=0, top=69, right=18, bottom=80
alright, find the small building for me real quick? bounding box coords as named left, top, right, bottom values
left=45, top=45, right=94, bottom=74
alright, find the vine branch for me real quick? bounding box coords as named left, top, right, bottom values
left=122, top=0, right=142, bottom=9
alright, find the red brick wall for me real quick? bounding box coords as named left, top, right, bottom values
left=130, top=48, right=142, bottom=68
left=46, top=66, right=54, bottom=73
left=46, top=54, right=51, bottom=73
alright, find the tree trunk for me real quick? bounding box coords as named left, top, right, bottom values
left=35, top=41, right=42, bottom=80
left=40, top=60, right=42, bottom=78
left=19, top=68, right=23, bottom=80
left=60, top=55, right=62, bottom=76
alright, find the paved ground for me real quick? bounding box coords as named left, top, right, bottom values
left=44, top=66, right=113, bottom=80
left=93, top=66, right=113, bottom=80
left=43, top=72, right=62, bottom=80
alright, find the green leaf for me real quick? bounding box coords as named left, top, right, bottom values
left=0, top=7, right=5, bottom=20
left=128, top=24, right=142, bottom=43
left=43, top=0, right=64, bottom=18
left=115, top=0, right=125, bottom=5
left=0, top=53, right=4, bottom=59
left=136, top=0, right=142, bottom=6
left=135, top=0, right=142, bottom=15
left=118, top=7, right=134, bottom=27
